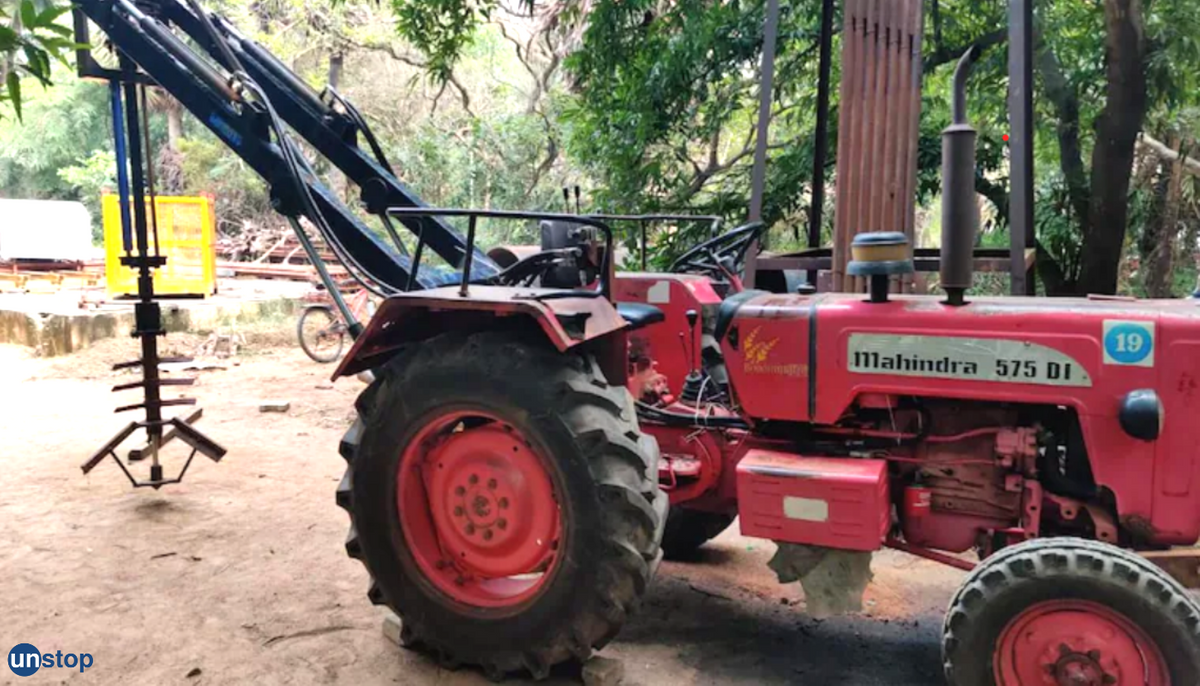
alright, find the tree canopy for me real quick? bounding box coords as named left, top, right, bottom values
left=2, top=0, right=1198, bottom=296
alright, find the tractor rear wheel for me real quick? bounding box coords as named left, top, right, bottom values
left=943, top=537, right=1200, bottom=686
left=661, top=507, right=734, bottom=560
left=337, top=331, right=666, bottom=680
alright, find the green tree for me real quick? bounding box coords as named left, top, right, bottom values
left=57, top=149, right=116, bottom=241
left=6, top=0, right=1198, bottom=296
left=0, top=0, right=74, bottom=119
left=0, top=75, right=111, bottom=198
left=383, top=0, right=1200, bottom=294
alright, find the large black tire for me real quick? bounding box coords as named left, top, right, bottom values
left=660, top=507, right=734, bottom=560
left=337, top=331, right=667, bottom=680
left=943, top=537, right=1200, bottom=685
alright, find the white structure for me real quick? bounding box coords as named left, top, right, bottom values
left=0, top=199, right=94, bottom=262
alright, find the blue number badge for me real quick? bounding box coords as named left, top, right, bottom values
left=1103, top=321, right=1155, bottom=367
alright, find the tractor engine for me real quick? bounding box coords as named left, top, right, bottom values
left=840, top=400, right=1043, bottom=554
left=898, top=423, right=1035, bottom=553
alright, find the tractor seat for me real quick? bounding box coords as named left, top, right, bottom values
left=616, top=302, right=666, bottom=331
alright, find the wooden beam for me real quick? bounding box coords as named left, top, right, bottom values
left=1138, top=133, right=1200, bottom=176
left=1140, top=548, right=1200, bottom=589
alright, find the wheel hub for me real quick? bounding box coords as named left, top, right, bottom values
left=397, top=411, right=562, bottom=609
left=994, top=600, right=1167, bottom=686
left=1047, top=645, right=1113, bottom=686
left=428, top=425, right=557, bottom=579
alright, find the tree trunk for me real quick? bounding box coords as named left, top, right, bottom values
left=328, top=51, right=344, bottom=90
left=1078, top=0, right=1148, bottom=295
left=1139, top=158, right=1170, bottom=297
left=327, top=50, right=348, bottom=202
left=250, top=0, right=271, bottom=32
left=166, top=103, right=184, bottom=152
left=1036, top=46, right=1090, bottom=234
left=1148, top=137, right=1188, bottom=297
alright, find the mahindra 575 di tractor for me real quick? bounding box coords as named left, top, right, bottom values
left=331, top=59, right=1200, bottom=686
left=70, top=1, right=1199, bottom=682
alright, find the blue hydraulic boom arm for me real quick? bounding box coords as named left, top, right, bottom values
left=73, top=0, right=499, bottom=490
left=73, top=0, right=499, bottom=293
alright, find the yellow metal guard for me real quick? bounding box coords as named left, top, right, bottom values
left=103, top=194, right=217, bottom=297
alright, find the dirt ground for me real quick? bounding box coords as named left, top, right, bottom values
left=0, top=336, right=968, bottom=686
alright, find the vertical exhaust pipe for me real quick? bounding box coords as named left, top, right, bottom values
left=940, top=48, right=981, bottom=307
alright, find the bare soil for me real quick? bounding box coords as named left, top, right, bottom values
left=0, top=338, right=965, bottom=685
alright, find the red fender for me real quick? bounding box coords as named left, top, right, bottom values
left=331, top=285, right=630, bottom=385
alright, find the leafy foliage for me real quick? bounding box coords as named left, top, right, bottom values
left=388, top=0, right=489, bottom=81
left=561, top=0, right=828, bottom=266
left=0, top=0, right=76, bottom=120
left=0, top=0, right=1197, bottom=295
left=0, top=75, right=114, bottom=236
left=57, top=149, right=116, bottom=241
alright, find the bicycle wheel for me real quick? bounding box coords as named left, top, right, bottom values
left=298, top=305, right=346, bottom=363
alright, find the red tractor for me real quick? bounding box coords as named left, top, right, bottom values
left=329, top=63, right=1200, bottom=686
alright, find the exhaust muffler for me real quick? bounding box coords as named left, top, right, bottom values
left=940, top=48, right=981, bottom=306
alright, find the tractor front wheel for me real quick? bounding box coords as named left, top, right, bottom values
left=943, top=537, right=1200, bottom=685
left=338, top=331, right=666, bottom=679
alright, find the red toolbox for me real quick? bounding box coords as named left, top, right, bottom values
left=736, top=450, right=890, bottom=551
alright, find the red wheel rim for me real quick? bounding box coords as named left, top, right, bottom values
left=397, top=409, right=563, bottom=609
left=994, top=599, right=1169, bottom=685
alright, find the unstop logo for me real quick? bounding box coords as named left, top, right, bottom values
left=8, top=644, right=40, bottom=677
left=7, top=644, right=93, bottom=677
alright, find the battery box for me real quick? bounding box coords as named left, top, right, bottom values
left=736, top=450, right=890, bottom=551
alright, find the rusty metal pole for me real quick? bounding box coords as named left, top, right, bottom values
left=1008, top=0, right=1034, bottom=295
left=807, top=0, right=836, bottom=288
left=745, top=0, right=781, bottom=288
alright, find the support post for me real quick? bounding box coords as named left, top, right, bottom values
left=119, top=59, right=164, bottom=478
left=460, top=215, right=477, bottom=297
left=808, top=0, right=836, bottom=288
left=109, top=81, right=134, bottom=253
left=1007, top=0, right=1035, bottom=295
left=745, top=0, right=781, bottom=288
left=286, top=216, right=362, bottom=338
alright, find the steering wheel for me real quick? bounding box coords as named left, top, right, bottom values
left=667, top=221, right=767, bottom=291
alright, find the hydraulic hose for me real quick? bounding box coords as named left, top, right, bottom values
left=181, top=0, right=396, bottom=299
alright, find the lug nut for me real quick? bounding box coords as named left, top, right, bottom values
left=455, top=486, right=465, bottom=496
left=497, top=518, right=507, bottom=530
left=488, top=478, right=498, bottom=490
left=1087, top=650, right=1101, bottom=661
left=454, top=506, right=464, bottom=517
left=469, top=474, right=479, bottom=485
left=499, top=497, right=509, bottom=509
left=466, top=524, right=476, bottom=535
left=483, top=530, right=493, bottom=541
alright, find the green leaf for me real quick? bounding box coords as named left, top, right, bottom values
left=19, top=0, right=36, bottom=29
left=43, top=24, right=74, bottom=38
left=7, top=71, right=22, bottom=122
left=21, top=46, right=52, bottom=86
left=0, top=25, right=17, bottom=52
left=34, top=6, right=71, bottom=27
left=36, top=35, right=83, bottom=51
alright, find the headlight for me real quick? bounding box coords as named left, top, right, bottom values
left=1119, top=389, right=1163, bottom=441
